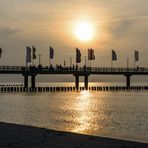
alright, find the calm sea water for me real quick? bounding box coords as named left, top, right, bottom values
left=0, top=82, right=148, bottom=143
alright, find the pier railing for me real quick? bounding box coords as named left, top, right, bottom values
left=0, top=66, right=148, bottom=74
left=0, top=66, right=23, bottom=71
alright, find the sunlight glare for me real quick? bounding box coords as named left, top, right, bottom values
left=74, top=22, right=94, bottom=41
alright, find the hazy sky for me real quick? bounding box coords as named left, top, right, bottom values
left=0, top=0, right=148, bottom=67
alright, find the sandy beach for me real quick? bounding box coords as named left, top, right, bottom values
left=0, top=122, right=147, bottom=148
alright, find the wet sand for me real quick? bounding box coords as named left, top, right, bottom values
left=0, top=122, right=147, bottom=148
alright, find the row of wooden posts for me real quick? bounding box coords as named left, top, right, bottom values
left=0, top=86, right=147, bottom=92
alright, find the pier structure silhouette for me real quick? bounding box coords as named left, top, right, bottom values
left=0, top=66, right=147, bottom=90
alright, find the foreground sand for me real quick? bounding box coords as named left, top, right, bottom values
left=0, top=122, right=147, bottom=148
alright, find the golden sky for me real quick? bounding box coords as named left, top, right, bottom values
left=0, top=0, right=148, bottom=67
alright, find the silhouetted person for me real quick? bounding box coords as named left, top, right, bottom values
left=137, top=66, right=139, bottom=71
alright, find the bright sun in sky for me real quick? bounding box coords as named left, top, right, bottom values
left=74, top=22, right=94, bottom=41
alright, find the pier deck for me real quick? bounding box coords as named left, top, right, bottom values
left=0, top=66, right=148, bottom=89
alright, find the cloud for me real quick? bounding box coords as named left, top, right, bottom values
left=101, top=15, right=148, bottom=24
left=108, top=20, right=135, bottom=38
left=0, top=27, right=21, bottom=38
left=102, top=15, right=148, bottom=39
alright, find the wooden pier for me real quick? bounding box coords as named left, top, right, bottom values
left=0, top=66, right=148, bottom=91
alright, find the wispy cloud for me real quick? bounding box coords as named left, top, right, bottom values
left=98, top=15, right=148, bottom=24
left=0, top=27, right=21, bottom=38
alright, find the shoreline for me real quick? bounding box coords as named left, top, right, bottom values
left=0, top=122, right=147, bottom=148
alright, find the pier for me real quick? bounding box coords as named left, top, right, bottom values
left=0, top=66, right=148, bottom=91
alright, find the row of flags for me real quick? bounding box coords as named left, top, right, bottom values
left=0, top=46, right=140, bottom=70
left=26, top=46, right=95, bottom=64
left=26, top=46, right=54, bottom=63
left=26, top=46, right=37, bottom=63
left=76, top=48, right=95, bottom=63
left=0, top=46, right=139, bottom=65
left=111, top=50, right=139, bottom=61
left=25, top=47, right=140, bottom=65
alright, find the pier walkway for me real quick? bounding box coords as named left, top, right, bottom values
left=0, top=66, right=148, bottom=90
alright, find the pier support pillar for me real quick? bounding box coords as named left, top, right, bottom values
left=31, top=75, right=36, bottom=88
left=24, top=75, right=28, bottom=88
left=75, top=75, right=79, bottom=90
left=84, top=75, right=88, bottom=90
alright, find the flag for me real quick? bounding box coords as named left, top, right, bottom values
left=32, top=46, right=36, bottom=59
left=49, top=46, right=54, bottom=59
left=88, top=49, right=91, bottom=60
left=134, top=50, right=139, bottom=61
left=76, top=48, right=81, bottom=63
left=112, top=50, right=117, bottom=61
left=91, top=48, right=95, bottom=60
left=0, top=48, right=2, bottom=58
left=88, top=48, right=95, bottom=60
left=26, top=46, right=31, bottom=63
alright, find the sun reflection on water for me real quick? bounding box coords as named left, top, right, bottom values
left=72, top=91, right=97, bottom=134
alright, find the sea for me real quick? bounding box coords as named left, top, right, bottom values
left=0, top=82, right=148, bottom=143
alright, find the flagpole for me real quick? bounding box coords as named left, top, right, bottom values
left=49, top=58, right=50, bottom=66
left=32, top=57, right=33, bottom=66
left=134, top=60, right=136, bottom=69
left=25, top=56, right=27, bottom=67
left=32, top=46, right=33, bottom=66
left=38, top=54, right=41, bottom=65
left=70, top=57, right=72, bottom=67
left=127, top=58, right=129, bottom=72
left=111, top=59, right=113, bottom=68
left=127, top=58, right=129, bottom=68
left=111, top=50, right=112, bottom=68
left=75, top=53, right=76, bottom=67
left=84, top=56, right=87, bottom=66
left=64, top=59, right=66, bottom=67
left=90, top=60, right=91, bottom=68
left=134, top=50, right=135, bottom=69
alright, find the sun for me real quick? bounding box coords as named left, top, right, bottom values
left=74, top=22, right=94, bottom=41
